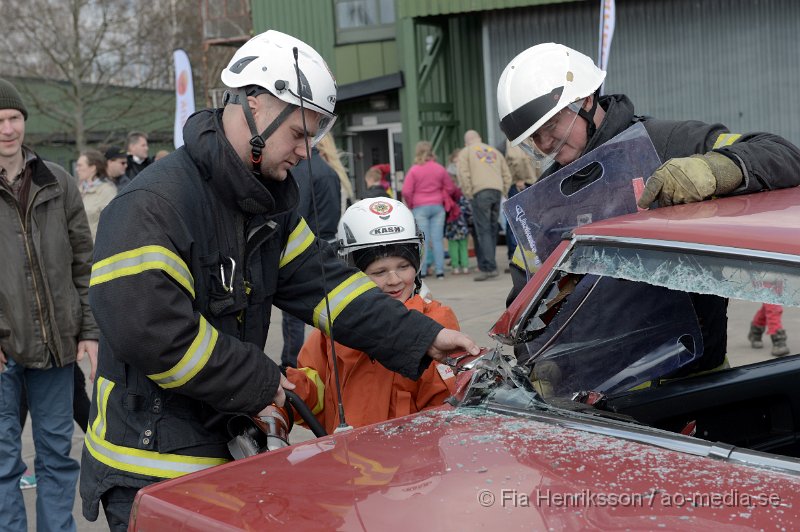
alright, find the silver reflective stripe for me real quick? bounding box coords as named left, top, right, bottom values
left=280, top=218, right=315, bottom=268
left=313, top=272, right=377, bottom=334
left=148, top=316, right=218, bottom=389
left=91, top=245, right=195, bottom=298
left=84, top=376, right=227, bottom=479
left=84, top=431, right=223, bottom=478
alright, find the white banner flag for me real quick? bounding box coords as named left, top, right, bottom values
left=597, top=0, right=616, bottom=94
left=173, top=49, right=195, bottom=149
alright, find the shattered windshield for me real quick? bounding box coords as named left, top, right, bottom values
left=562, top=242, right=800, bottom=307
left=473, top=241, right=800, bottom=412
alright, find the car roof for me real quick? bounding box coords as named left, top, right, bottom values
left=571, top=187, right=800, bottom=256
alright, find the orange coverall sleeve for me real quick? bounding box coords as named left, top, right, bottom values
left=413, top=300, right=459, bottom=411
left=284, top=330, right=330, bottom=423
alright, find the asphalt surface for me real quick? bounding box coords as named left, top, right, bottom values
left=20, top=247, right=798, bottom=530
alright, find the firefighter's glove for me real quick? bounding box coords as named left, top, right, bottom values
left=637, top=152, right=742, bottom=208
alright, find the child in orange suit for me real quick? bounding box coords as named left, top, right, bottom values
left=285, top=198, right=457, bottom=433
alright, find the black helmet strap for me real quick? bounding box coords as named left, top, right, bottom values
left=577, top=92, right=600, bottom=141
left=230, top=87, right=296, bottom=176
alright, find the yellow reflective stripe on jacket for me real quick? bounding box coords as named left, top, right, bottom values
left=713, top=133, right=742, bottom=149
left=511, top=246, right=540, bottom=274
left=148, top=316, right=218, bottom=389
left=85, top=377, right=227, bottom=479
left=299, top=367, right=325, bottom=415
left=92, top=376, right=114, bottom=438
left=90, top=245, right=195, bottom=298
left=313, top=272, right=377, bottom=335
left=280, top=218, right=315, bottom=268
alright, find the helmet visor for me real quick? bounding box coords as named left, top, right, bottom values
left=287, top=87, right=337, bottom=147
left=518, top=101, right=583, bottom=169
left=309, top=111, right=337, bottom=147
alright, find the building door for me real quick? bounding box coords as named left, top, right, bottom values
left=346, top=123, right=402, bottom=198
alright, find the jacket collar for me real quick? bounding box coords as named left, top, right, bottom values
left=583, top=94, right=636, bottom=154
left=182, top=109, right=298, bottom=216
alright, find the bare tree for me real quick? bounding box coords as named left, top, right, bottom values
left=0, top=0, right=204, bottom=151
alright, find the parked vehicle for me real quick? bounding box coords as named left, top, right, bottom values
left=131, top=187, right=800, bottom=530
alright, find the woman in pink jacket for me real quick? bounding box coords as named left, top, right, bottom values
left=402, top=141, right=456, bottom=278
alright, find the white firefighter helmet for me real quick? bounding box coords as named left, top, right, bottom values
left=497, top=43, right=606, bottom=163
left=221, top=30, right=337, bottom=146
left=337, top=198, right=424, bottom=273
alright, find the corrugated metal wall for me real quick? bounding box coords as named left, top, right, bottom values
left=484, top=0, right=800, bottom=148
left=251, top=0, right=398, bottom=85
left=399, top=15, right=487, bottom=166
left=398, top=0, right=577, bottom=18
left=251, top=0, right=335, bottom=59
left=447, top=16, right=487, bottom=154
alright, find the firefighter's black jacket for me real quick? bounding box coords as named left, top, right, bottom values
left=80, top=109, right=442, bottom=520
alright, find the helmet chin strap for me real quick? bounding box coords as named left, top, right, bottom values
left=577, top=93, right=600, bottom=141
left=230, top=87, right=296, bottom=177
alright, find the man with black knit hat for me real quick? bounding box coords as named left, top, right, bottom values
left=0, top=77, right=98, bottom=531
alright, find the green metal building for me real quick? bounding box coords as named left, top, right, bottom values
left=252, top=0, right=799, bottom=194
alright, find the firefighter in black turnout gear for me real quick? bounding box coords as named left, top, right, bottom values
left=497, top=43, right=800, bottom=375
left=80, top=30, right=478, bottom=531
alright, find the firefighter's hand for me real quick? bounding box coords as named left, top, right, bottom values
left=77, top=340, right=98, bottom=382
left=270, top=373, right=296, bottom=408
left=637, top=152, right=742, bottom=208
left=426, top=329, right=480, bottom=362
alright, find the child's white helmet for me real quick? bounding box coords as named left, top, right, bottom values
left=337, top=198, right=424, bottom=273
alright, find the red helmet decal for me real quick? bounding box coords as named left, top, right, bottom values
left=369, top=201, right=393, bottom=220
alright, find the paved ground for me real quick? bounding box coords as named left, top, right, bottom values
left=21, top=247, right=799, bottom=530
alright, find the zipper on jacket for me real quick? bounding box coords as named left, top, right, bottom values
left=12, top=191, right=50, bottom=345
left=238, top=220, right=277, bottom=341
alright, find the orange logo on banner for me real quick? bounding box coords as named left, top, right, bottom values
left=177, top=71, right=189, bottom=95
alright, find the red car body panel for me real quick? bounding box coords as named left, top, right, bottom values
left=132, top=408, right=800, bottom=530
left=131, top=189, right=800, bottom=530
left=571, top=187, right=800, bottom=256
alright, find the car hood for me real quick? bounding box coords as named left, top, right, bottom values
left=133, top=406, right=800, bottom=530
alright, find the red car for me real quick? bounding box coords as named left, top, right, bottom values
left=131, top=187, right=800, bottom=530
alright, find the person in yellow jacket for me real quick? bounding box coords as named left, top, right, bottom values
left=285, top=198, right=457, bottom=433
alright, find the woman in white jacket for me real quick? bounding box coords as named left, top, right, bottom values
left=75, top=148, right=116, bottom=241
